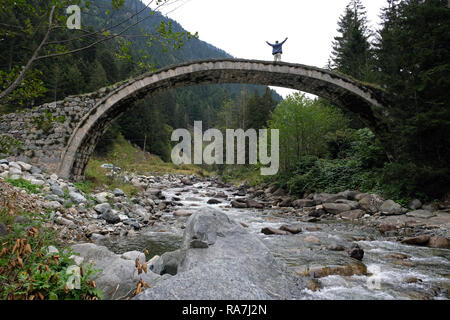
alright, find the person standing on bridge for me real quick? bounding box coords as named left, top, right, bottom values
left=266, top=37, right=288, bottom=62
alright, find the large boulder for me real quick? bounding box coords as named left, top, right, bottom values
left=323, top=203, right=352, bottom=215
left=358, top=194, right=384, bottom=214
left=94, top=192, right=113, bottom=204
left=380, top=200, right=404, bottom=216
left=408, top=199, right=422, bottom=210
left=134, top=208, right=291, bottom=300
left=292, top=199, right=315, bottom=208
left=406, top=210, right=436, bottom=219
left=71, top=243, right=161, bottom=300
left=401, top=235, right=431, bottom=246
left=69, top=191, right=87, bottom=204
left=340, top=209, right=365, bottom=221
left=246, top=199, right=264, bottom=209
left=428, top=236, right=450, bottom=249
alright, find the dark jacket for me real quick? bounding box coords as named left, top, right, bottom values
left=266, top=38, right=288, bottom=55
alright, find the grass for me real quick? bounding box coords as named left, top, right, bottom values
left=217, top=164, right=266, bottom=186
left=82, top=134, right=213, bottom=194
left=6, top=178, right=41, bottom=194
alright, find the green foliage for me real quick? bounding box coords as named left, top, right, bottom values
left=74, top=181, right=95, bottom=195
left=0, top=68, right=47, bottom=106
left=6, top=178, right=41, bottom=194
left=0, top=211, right=103, bottom=300
left=285, top=157, right=378, bottom=196
left=378, top=162, right=450, bottom=202
left=0, top=135, right=22, bottom=155
left=268, top=93, right=349, bottom=171
left=30, top=110, right=66, bottom=134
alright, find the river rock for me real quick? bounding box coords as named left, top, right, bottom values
left=406, top=210, right=436, bottom=219
left=173, top=209, right=195, bottom=217
left=133, top=205, right=151, bottom=220
left=151, top=250, right=184, bottom=275
left=246, top=199, right=264, bottom=209
left=384, top=253, right=408, bottom=260
left=358, top=194, right=384, bottom=214
left=16, top=161, right=32, bottom=171
left=304, top=235, right=321, bottom=245
left=261, top=227, right=291, bottom=236
left=279, top=225, right=302, bottom=234
left=422, top=203, right=439, bottom=212
left=94, top=203, right=112, bottom=215
left=323, top=203, right=352, bottom=215
left=340, top=209, right=365, bottom=221
left=94, top=192, right=113, bottom=203
left=427, top=236, right=450, bottom=249
left=134, top=208, right=291, bottom=300
left=51, top=185, right=65, bottom=197
left=408, top=199, right=422, bottom=210
left=401, top=235, right=430, bottom=246
left=69, top=191, right=87, bottom=204
left=337, top=190, right=361, bottom=200
left=293, top=199, right=315, bottom=208
left=306, top=263, right=367, bottom=278
left=100, top=210, right=120, bottom=224
left=9, top=167, right=22, bottom=175
left=349, top=244, right=364, bottom=261
left=207, top=198, right=221, bottom=204
left=231, top=200, right=247, bottom=208
left=45, top=201, right=62, bottom=210
left=214, top=191, right=227, bottom=199
left=327, top=244, right=346, bottom=251
left=278, top=197, right=293, bottom=207
left=71, top=243, right=161, bottom=300
left=306, top=279, right=322, bottom=292
left=113, top=188, right=126, bottom=197
left=146, top=188, right=162, bottom=199
left=380, top=200, right=404, bottom=215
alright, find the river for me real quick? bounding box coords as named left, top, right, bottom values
left=96, top=180, right=450, bottom=300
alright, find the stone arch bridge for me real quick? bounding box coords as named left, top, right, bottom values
left=0, top=59, right=392, bottom=181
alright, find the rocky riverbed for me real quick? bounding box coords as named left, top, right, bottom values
left=1, top=159, right=449, bottom=300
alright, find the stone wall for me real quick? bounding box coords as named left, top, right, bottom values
left=0, top=93, right=105, bottom=173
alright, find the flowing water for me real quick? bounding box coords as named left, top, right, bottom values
left=98, top=181, right=450, bottom=300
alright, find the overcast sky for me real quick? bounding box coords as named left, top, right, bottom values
left=149, top=0, right=387, bottom=97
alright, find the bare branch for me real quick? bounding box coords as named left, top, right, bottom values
left=35, top=1, right=173, bottom=61
left=0, top=6, right=56, bottom=102
left=44, top=0, right=158, bottom=46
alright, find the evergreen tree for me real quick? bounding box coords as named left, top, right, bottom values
left=374, top=0, right=450, bottom=168
left=88, top=61, right=108, bottom=91
left=330, top=0, right=374, bottom=81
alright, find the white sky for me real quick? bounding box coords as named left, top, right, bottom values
left=149, top=0, right=387, bottom=97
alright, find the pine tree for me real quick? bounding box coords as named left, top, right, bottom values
left=373, top=0, right=450, bottom=168
left=330, top=0, right=374, bottom=81
left=88, top=61, right=109, bottom=91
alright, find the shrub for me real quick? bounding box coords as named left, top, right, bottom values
left=0, top=212, right=103, bottom=300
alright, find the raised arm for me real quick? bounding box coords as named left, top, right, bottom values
left=266, top=41, right=273, bottom=47
left=281, top=37, right=288, bottom=45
